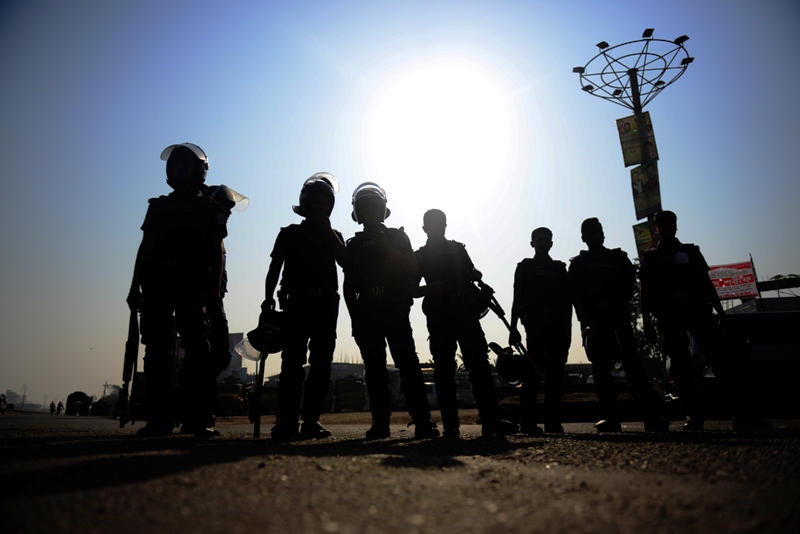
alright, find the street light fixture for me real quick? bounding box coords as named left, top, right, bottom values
left=573, top=28, right=693, bottom=113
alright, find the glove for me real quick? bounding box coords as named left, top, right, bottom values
left=508, top=328, right=522, bottom=346
left=127, top=287, right=141, bottom=311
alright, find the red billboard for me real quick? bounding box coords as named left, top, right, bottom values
left=709, top=261, right=759, bottom=300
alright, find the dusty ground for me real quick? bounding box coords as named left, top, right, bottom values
left=1, top=411, right=799, bottom=533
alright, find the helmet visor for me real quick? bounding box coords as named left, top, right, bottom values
left=160, top=143, right=208, bottom=164
left=351, top=182, right=386, bottom=203
left=305, top=172, right=339, bottom=193
left=210, top=184, right=249, bottom=211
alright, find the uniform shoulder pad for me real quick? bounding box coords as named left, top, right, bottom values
left=385, top=226, right=410, bottom=242
left=569, top=250, right=589, bottom=265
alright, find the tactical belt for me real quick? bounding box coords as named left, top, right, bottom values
left=287, top=287, right=338, bottom=297
left=357, top=285, right=404, bottom=297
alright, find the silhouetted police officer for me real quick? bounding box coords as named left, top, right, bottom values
left=186, top=184, right=248, bottom=435
left=510, top=227, right=572, bottom=435
left=127, top=143, right=226, bottom=437
left=263, top=173, right=346, bottom=441
left=569, top=218, right=668, bottom=433
left=343, top=183, right=439, bottom=439
left=640, top=210, right=769, bottom=431
left=414, top=209, right=518, bottom=438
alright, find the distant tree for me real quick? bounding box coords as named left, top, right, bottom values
left=100, top=385, right=121, bottom=407
left=631, top=260, right=662, bottom=361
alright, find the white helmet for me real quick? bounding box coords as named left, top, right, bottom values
left=351, top=182, right=391, bottom=223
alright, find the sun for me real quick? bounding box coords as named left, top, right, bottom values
left=361, top=59, right=515, bottom=223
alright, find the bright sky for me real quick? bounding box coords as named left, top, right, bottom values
left=1, top=0, right=798, bottom=406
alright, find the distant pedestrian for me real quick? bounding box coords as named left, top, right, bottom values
left=414, top=209, right=518, bottom=438
left=50, top=401, right=56, bottom=415
left=56, top=401, right=63, bottom=415
left=509, top=227, right=573, bottom=435
left=639, top=210, right=770, bottom=431
left=569, top=217, right=668, bottom=432
left=343, top=183, right=439, bottom=440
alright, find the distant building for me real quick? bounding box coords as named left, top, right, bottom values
left=4, top=390, right=20, bottom=405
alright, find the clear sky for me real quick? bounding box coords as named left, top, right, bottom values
left=1, top=0, right=798, bottom=406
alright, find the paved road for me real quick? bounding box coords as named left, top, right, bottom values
left=1, top=411, right=799, bottom=533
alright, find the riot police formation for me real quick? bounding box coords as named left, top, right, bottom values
left=569, top=218, right=669, bottom=433
left=127, top=143, right=228, bottom=437
left=639, top=211, right=769, bottom=431
left=261, top=173, right=346, bottom=441
left=414, top=209, right=518, bottom=438
left=343, top=183, right=439, bottom=439
left=509, top=227, right=573, bottom=435
left=127, top=147, right=771, bottom=438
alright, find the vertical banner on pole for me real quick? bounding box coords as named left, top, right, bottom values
left=631, top=160, right=662, bottom=219
left=632, top=220, right=657, bottom=260
left=617, top=111, right=658, bottom=167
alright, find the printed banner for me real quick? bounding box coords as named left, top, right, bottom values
left=709, top=261, right=759, bottom=300
left=632, top=220, right=656, bottom=260
left=617, top=111, right=658, bottom=167
left=631, top=160, right=662, bottom=220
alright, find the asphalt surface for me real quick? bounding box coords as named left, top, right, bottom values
left=1, top=411, right=799, bottom=534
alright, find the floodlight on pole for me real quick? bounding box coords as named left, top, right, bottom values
left=573, top=28, right=693, bottom=114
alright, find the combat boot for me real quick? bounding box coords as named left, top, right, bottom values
left=300, top=421, right=332, bottom=440
left=520, top=423, right=544, bottom=436
left=544, top=423, right=565, bottom=434
left=595, top=419, right=622, bottom=433
left=413, top=419, right=440, bottom=439
left=365, top=420, right=391, bottom=439
left=643, top=416, right=671, bottom=432
left=482, top=419, right=519, bottom=437
left=682, top=417, right=704, bottom=431
left=270, top=421, right=300, bottom=441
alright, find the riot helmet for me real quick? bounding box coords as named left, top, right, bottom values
left=246, top=307, right=285, bottom=354
left=292, top=172, right=339, bottom=217
left=160, top=142, right=209, bottom=190
left=207, top=184, right=249, bottom=213
left=351, top=182, right=391, bottom=223
left=489, top=342, right=524, bottom=385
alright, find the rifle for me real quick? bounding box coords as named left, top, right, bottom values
left=476, top=281, right=543, bottom=378
left=119, top=310, right=139, bottom=428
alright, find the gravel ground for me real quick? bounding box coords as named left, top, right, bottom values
left=1, top=411, right=799, bottom=533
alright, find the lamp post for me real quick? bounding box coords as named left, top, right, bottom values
left=573, top=29, right=694, bottom=249
left=573, top=29, right=693, bottom=115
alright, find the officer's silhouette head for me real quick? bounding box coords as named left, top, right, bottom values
left=351, top=182, right=390, bottom=228
left=652, top=211, right=677, bottom=242
left=161, top=143, right=208, bottom=191
left=580, top=218, right=605, bottom=249
left=293, top=172, right=338, bottom=219
left=422, top=209, right=447, bottom=241
left=530, top=227, right=553, bottom=255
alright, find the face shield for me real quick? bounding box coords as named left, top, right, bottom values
left=209, top=184, right=249, bottom=212
left=160, top=143, right=209, bottom=166
left=305, top=172, right=339, bottom=193
left=351, top=182, right=390, bottom=223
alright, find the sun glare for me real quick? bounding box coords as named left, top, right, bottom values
left=361, top=60, right=517, bottom=222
